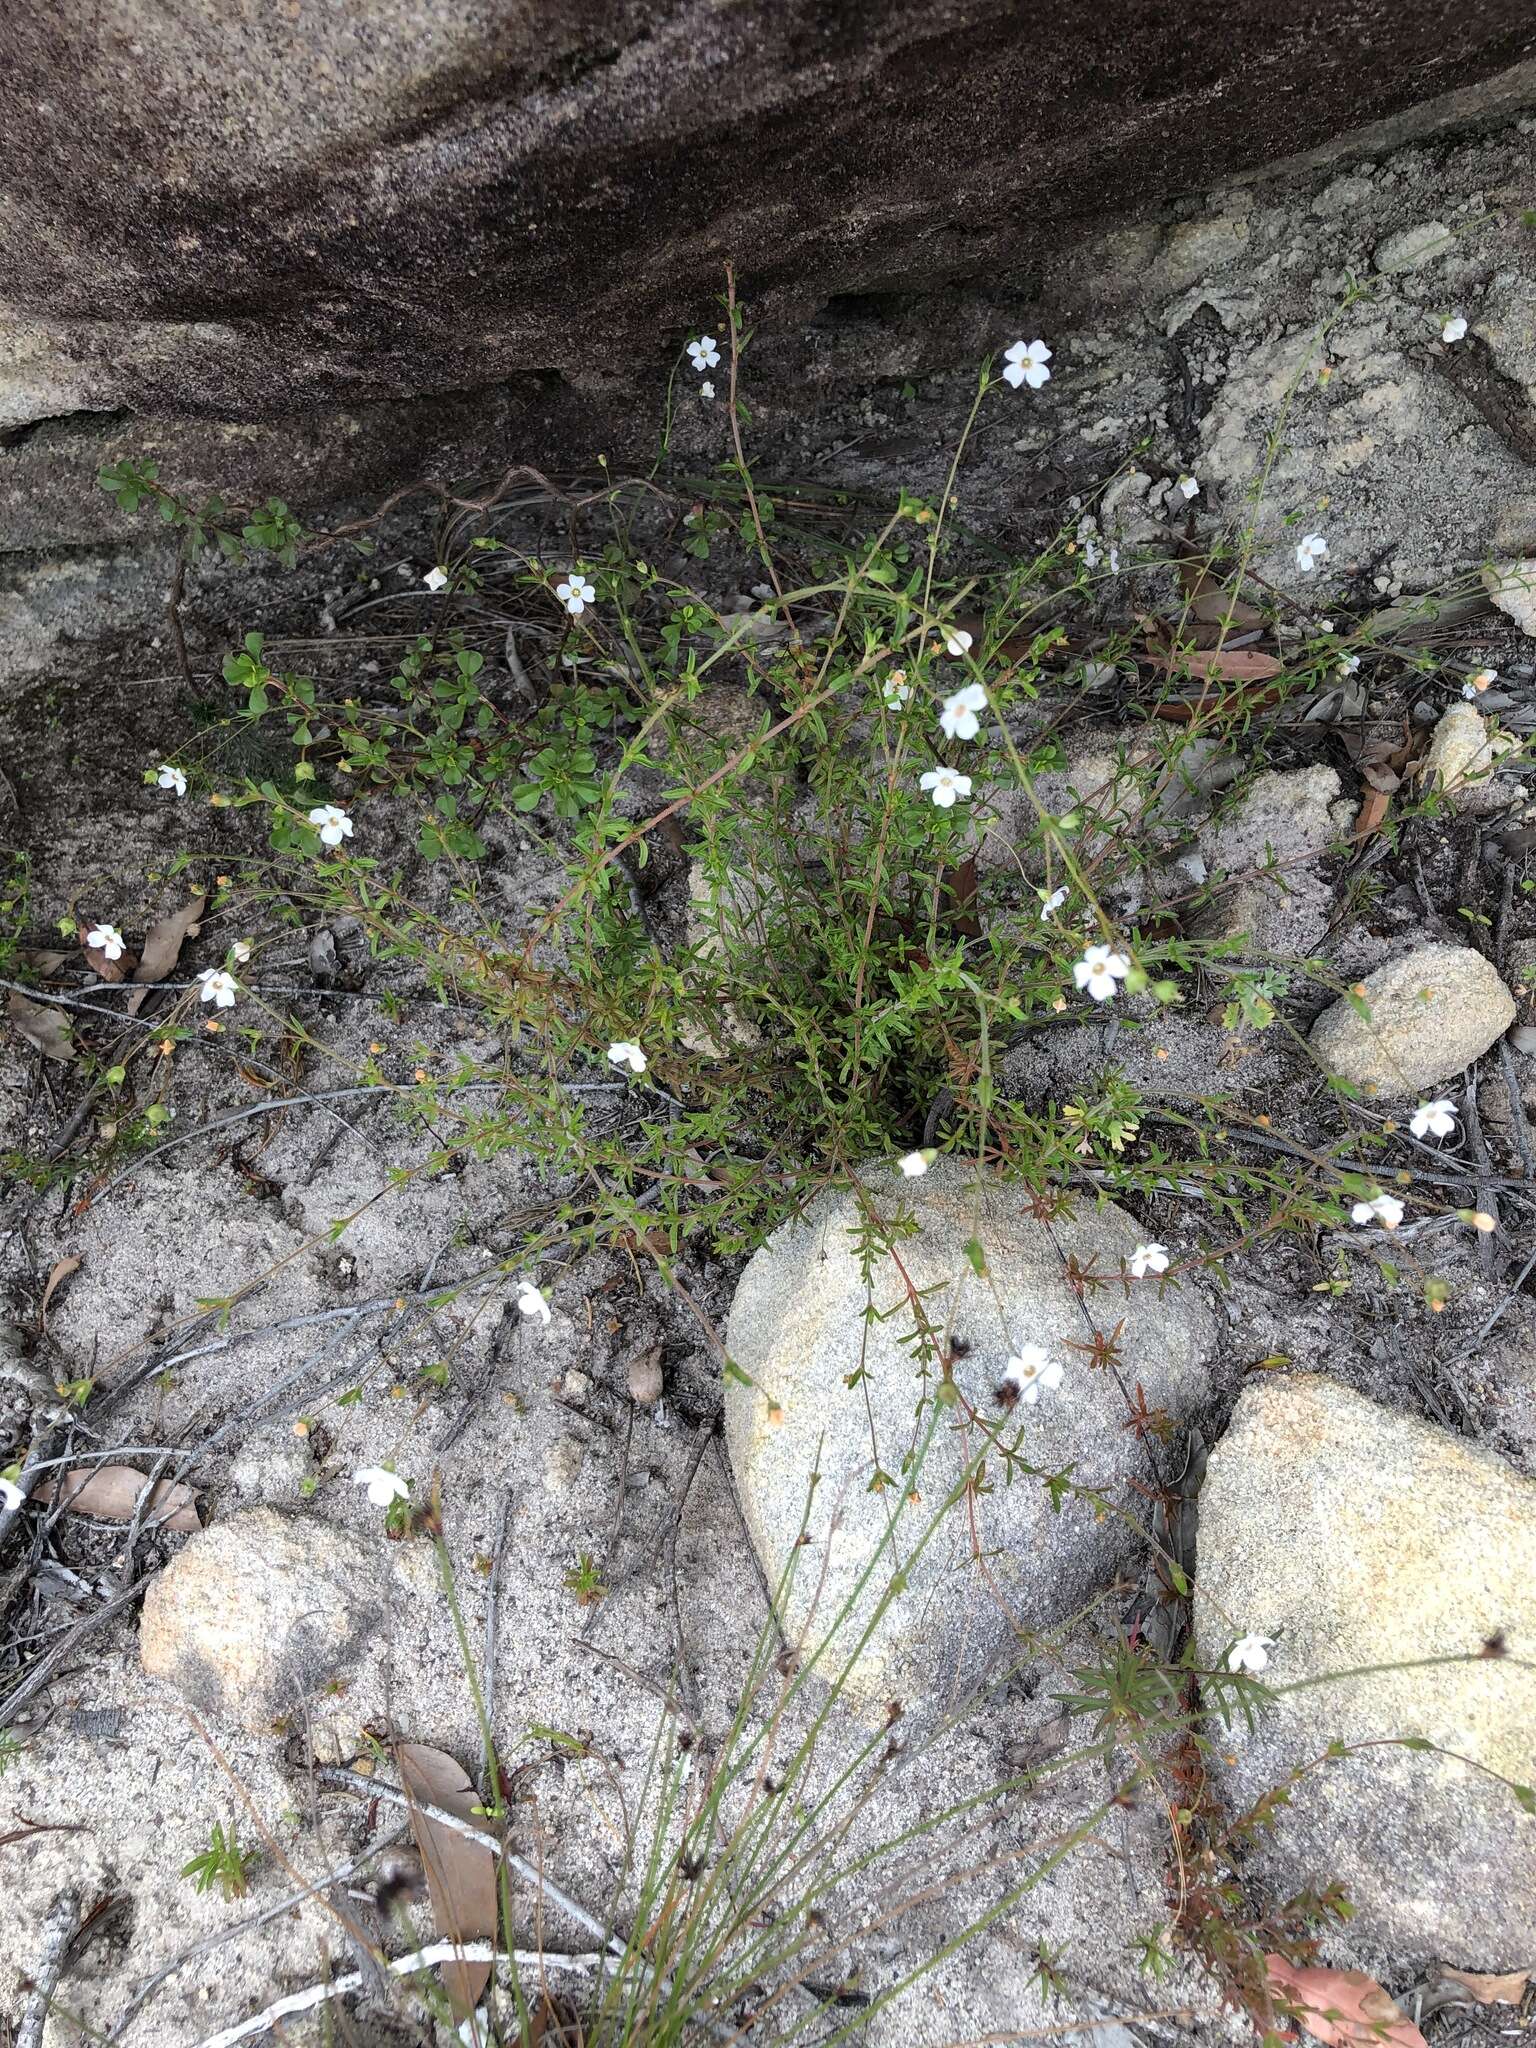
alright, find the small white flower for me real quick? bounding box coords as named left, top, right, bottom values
left=1462, top=667, right=1497, bottom=700
left=195, top=968, right=238, bottom=1009
left=516, top=1278, right=552, bottom=1325
left=1337, top=654, right=1360, bottom=675
left=1073, top=943, right=1131, bottom=1003
left=897, top=1150, right=929, bottom=1178
left=1410, top=1098, right=1458, bottom=1141
left=1442, top=314, right=1468, bottom=344
left=1177, top=475, right=1200, bottom=501
left=919, top=767, right=973, bottom=810
left=1107, top=544, right=1121, bottom=573
left=1227, top=1633, right=1274, bottom=1676
left=0, top=1477, right=26, bottom=1513
left=687, top=336, right=722, bottom=371
left=607, top=1039, right=648, bottom=1074
left=944, top=628, right=974, bottom=659
left=699, top=379, right=715, bottom=399
left=353, top=1466, right=410, bottom=1509
left=939, top=681, right=988, bottom=741
left=423, top=566, right=450, bottom=592
left=1002, top=339, right=1052, bottom=391
left=556, top=574, right=597, bottom=617
left=85, top=923, right=126, bottom=962
left=229, top=939, right=252, bottom=966
left=1039, top=885, right=1069, bottom=921
left=156, top=762, right=188, bottom=797
left=1128, top=1242, right=1170, bottom=1279
left=307, top=803, right=355, bottom=848
left=1350, top=1190, right=1405, bottom=1229
left=1005, top=1344, right=1065, bottom=1405
left=1295, top=533, right=1329, bottom=574
left=881, top=668, right=912, bottom=711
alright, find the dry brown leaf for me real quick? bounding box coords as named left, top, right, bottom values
left=1352, top=787, right=1392, bottom=842
left=127, top=893, right=207, bottom=1016
left=1442, top=1968, right=1528, bottom=2006
left=1266, top=1957, right=1429, bottom=2048
left=7, top=991, right=77, bottom=1064
left=39, top=1257, right=81, bottom=1332
left=1190, top=590, right=1265, bottom=629
left=628, top=1343, right=664, bottom=1405
left=36, top=1466, right=201, bottom=1532
left=398, top=1742, right=497, bottom=2017
left=1154, top=647, right=1284, bottom=684
left=1359, top=761, right=1401, bottom=794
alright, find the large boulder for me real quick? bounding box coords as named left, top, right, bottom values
left=724, top=1160, right=1216, bottom=1721
left=2, top=4, right=1531, bottom=426
left=1309, top=943, right=1515, bottom=1097
left=1195, top=1376, right=1536, bottom=1969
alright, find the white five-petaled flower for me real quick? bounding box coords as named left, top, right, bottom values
left=307, top=803, right=355, bottom=848
left=1227, top=1633, right=1274, bottom=1676
left=939, top=681, right=988, bottom=741
left=1295, top=533, right=1329, bottom=574
left=1350, top=1189, right=1405, bottom=1229
left=881, top=668, right=912, bottom=711
left=353, top=1466, right=411, bottom=1509
left=1004, top=1344, right=1065, bottom=1405
left=86, top=923, right=126, bottom=962
left=897, top=1150, right=929, bottom=1178
left=196, top=968, right=238, bottom=1009
left=424, top=566, right=450, bottom=592
left=516, top=1278, right=552, bottom=1325
left=1337, top=653, right=1360, bottom=675
left=1442, top=314, right=1468, bottom=344
left=229, top=939, right=252, bottom=966
left=1462, top=667, right=1497, bottom=700
left=687, top=336, right=721, bottom=371
left=607, top=1039, right=648, bottom=1074
left=1002, top=339, right=1052, bottom=391
left=1039, top=885, right=1069, bottom=921
left=1073, top=943, right=1131, bottom=1003
left=944, top=627, right=974, bottom=659
left=1177, top=475, right=1200, bottom=501
left=0, top=1477, right=26, bottom=1513
left=1410, top=1098, right=1458, bottom=1141
left=1128, top=1242, right=1170, bottom=1279
left=156, top=762, right=188, bottom=797
left=699, top=379, right=715, bottom=399
left=919, top=767, right=972, bottom=809
left=556, top=574, right=597, bottom=617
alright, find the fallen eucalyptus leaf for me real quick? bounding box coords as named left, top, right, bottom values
left=128, top=894, right=207, bottom=1015
left=36, top=1466, right=201, bottom=1532
left=1442, top=1967, right=1528, bottom=2006
left=7, top=991, right=77, bottom=1064
left=1266, top=1957, right=1429, bottom=2048
left=397, top=1742, right=497, bottom=2017
left=39, top=1257, right=81, bottom=1332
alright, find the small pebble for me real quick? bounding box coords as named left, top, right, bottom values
left=1510, top=1026, right=1536, bottom=1056
left=543, top=1435, right=586, bottom=1493
left=562, top=1370, right=590, bottom=1404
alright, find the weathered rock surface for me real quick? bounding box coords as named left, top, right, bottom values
left=3, top=4, right=1531, bottom=428
left=724, top=1160, right=1215, bottom=1720
left=1484, top=560, right=1536, bottom=639
left=1195, top=1375, right=1536, bottom=1967
left=1422, top=700, right=1520, bottom=812
left=140, top=1506, right=384, bottom=1735
left=1198, top=765, right=1353, bottom=958
left=1309, top=943, right=1515, bottom=1096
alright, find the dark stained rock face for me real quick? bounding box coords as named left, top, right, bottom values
left=3, top=0, right=1534, bottom=428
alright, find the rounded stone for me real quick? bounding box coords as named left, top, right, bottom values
left=724, top=1160, right=1216, bottom=1723
left=139, top=1506, right=384, bottom=1735
left=1309, top=943, right=1514, bottom=1098
left=1195, top=1375, right=1536, bottom=1967
left=1421, top=702, right=1517, bottom=812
